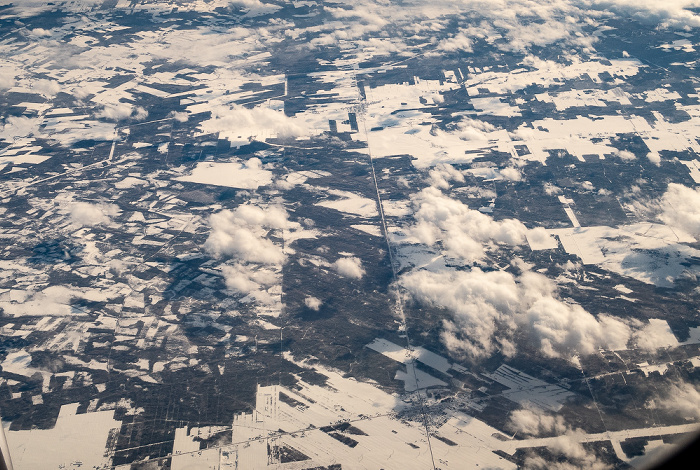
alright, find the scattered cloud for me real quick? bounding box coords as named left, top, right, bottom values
left=659, top=183, right=700, bottom=240
left=631, top=318, right=679, bottom=351
left=333, top=256, right=365, bottom=279
left=97, top=103, right=148, bottom=121
left=427, top=163, right=465, bottom=190
left=616, top=149, right=636, bottom=161
left=0, top=285, right=75, bottom=317
left=585, top=0, right=700, bottom=28
left=647, top=151, right=661, bottom=166
left=543, top=182, right=562, bottom=195
left=0, top=69, right=15, bottom=90
left=404, top=188, right=528, bottom=263
left=205, top=204, right=291, bottom=264
left=221, top=262, right=278, bottom=304
left=401, top=267, right=632, bottom=360
left=509, top=406, right=612, bottom=469
left=455, top=118, right=498, bottom=141
left=227, top=0, right=278, bottom=11
left=507, top=404, right=568, bottom=437
left=437, top=32, right=473, bottom=52
left=500, top=167, right=522, bottom=181
left=200, top=103, right=304, bottom=142
left=0, top=284, right=118, bottom=317
left=69, top=202, right=119, bottom=226
left=32, top=78, right=60, bottom=97
left=647, top=381, right=700, bottom=420
left=304, top=296, right=323, bottom=311
left=169, top=111, right=189, bottom=122
left=0, top=116, right=41, bottom=141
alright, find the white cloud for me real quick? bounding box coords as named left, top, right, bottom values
left=401, top=268, right=519, bottom=358
left=586, top=0, right=700, bottom=28
left=507, top=404, right=568, bottom=437
left=200, top=103, right=304, bottom=142
left=404, top=188, right=528, bottom=263
left=437, top=32, right=473, bottom=52
left=659, top=183, right=700, bottom=240
left=0, top=69, right=15, bottom=90
left=523, top=293, right=631, bottom=359
left=0, top=285, right=74, bottom=317
left=304, top=296, right=323, bottom=311
left=544, top=183, right=562, bottom=196
left=29, top=28, right=52, bottom=37
left=500, top=167, right=522, bottom=181
left=69, top=202, right=119, bottom=226
left=221, top=262, right=278, bottom=304
left=647, top=381, right=700, bottom=420
left=456, top=117, right=497, bottom=141
left=33, top=78, right=60, bottom=97
left=509, top=408, right=611, bottom=469
left=333, top=256, right=365, bottom=279
left=616, top=149, right=636, bottom=161
left=204, top=204, right=291, bottom=264
left=632, top=318, right=679, bottom=351
left=227, top=0, right=274, bottom=9
left=427, top=163, right=465, bottom=190
left=527, top=227, right=557, bottom=248
left=170, top=111, right=189, bottom=122
left=97, top=103, right=148, bottom=122
left=0, top=116, right=41, bottom=141
left=647, top=151, right=661, bottom=166
left=401, top=267, right=633, bottom=360
left=0, top=284, right=119, bottom=317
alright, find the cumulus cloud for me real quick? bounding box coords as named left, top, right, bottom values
left=205, top=204, right=314, bottom=307
left=401, top=267, right=632, bottom=360
left=304, top=296, right=323, bottom=311
left=524, top=293, right=631, bottom=359
left=647, top=381, right=700, bottom=420
left=646, top=151, right=661, bottom=166
left=169, top=111, right=189, bottom=122
left=69, top=202, right=119, bottom=226
left=404, top=187, right=528, bottom=262
left=0, top=69, right=15, bottom=90
left=221, top=263, right=278, bottom=304
left=437, top=32, right=473, bottom=52
left=616, top=149, right=636, bottom=161
left=508, top=407, right=611, bottom=469
left=333, top=256, right=365, bottom=279
left=0, top=284, right=118, bottom=317
left=227, top=0, right=279, bottom=11
left=507, top=404, right=568, bottom=437
left=456, top=117, right=498, bottom=141
left=0, top=285, right=74, bottom=317
left=97, top=103, right=148, bottom=121
left=658, top=183, right=700, bottom=240
left=586, top=0, right=700, bottom=28
left=205, top=204, right=291, bottom=264
left=32, top=78, right=60, bottom=97
left=543, top=182, right=562, bottom=196
left=29, top=28, right=52, bottom=37
left=427, top=163, right=465, bottom=189
left=201, top=103, right=304, bottom=141
left=0, top=116, right=41, bottom=141
left=631, top=318, right=679, bottom=351
left=500, top=167, right=522, bottom=181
